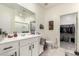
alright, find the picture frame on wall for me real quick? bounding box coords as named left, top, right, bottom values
left=49, top=21, right=54, bottom=30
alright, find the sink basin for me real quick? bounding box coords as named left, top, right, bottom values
left=18, top=33, right=31, bottom=37
left=21, top=33, right=26, bottom=36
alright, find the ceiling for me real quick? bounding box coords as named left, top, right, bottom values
left=38, top=3, right=61, bottom=8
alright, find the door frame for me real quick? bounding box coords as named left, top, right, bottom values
left=60, top=12, right=78, bottom=51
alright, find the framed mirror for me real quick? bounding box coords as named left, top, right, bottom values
left=0, top=3, right=36, bottom=34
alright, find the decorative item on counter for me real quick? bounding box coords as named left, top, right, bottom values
left=8, top=35, right=13, bottom=38
left=0, top=29, right=8, bottom=41
left=2, top=31, right=8, bottom=37
left=8, top=34, right=13, bottom=38
left=13, top=32, right=17, bottom=37
left=30, top=21, right=36, bottom=34
left=5, top=32, right=8, bottom=37
left=39, top=24, right=44, bottom=29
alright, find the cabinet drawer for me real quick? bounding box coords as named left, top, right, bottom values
left=20, top=37, right=39, bottom=47
left=0, top=41, right=19, bottom=54
left=20, top=38, right=32, bottom=47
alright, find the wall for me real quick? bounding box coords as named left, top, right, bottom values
left=60, top=13, right=76, bottom=25
left=44, top=3, right=79, bottom=51
left=0, top=5, right=14, bottom=33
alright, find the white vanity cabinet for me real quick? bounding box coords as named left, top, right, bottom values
left=20, top=37, right=40, bottom=56
left=0, top=35, right=41, bottom=56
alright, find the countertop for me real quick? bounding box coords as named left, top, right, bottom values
left=0, top=34, right=40, bottom=44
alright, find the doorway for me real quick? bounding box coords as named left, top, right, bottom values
left=60, top=13, right=77, bottom=51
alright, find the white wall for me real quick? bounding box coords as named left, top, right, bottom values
left=0, top=5, right=14, bottom=33
left=60, top=13, right=76, bottom=25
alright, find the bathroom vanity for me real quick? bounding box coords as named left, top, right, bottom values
left=0, top=4, right=43, bottom=56
left=0, top=34, right=41, bottom=56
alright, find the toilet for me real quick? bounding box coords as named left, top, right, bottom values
left=46, top=39, right=58, bottom=49
left=46, top=40, right=54, bottom=49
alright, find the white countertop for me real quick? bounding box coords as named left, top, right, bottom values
left=0, top=34, right=40, bottom=44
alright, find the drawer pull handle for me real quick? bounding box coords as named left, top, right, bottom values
left=15, top=52, right=17, bottom=56
left=3, top=46, right=13, bottom=50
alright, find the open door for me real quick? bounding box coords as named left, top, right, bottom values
left=60, top=13, right=77, bottom=52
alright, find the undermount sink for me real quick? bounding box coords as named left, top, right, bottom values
left=19, top=33, right=31, bottom=37
left=21, top=33, right=26, bottom=36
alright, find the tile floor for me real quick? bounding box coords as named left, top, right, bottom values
left=60, top=41, right=75, bottom=51
left=40, top=41, right=76, bottom=56
left=40, top=48, right=76, bottom=56
left=40, top=48, right=65, bottom=56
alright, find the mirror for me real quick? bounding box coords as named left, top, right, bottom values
left=14, top=22, right=29, bottom=33
left=0, top=3, right=36, bottom=34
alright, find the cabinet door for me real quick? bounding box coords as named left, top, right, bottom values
left=20, top=44, right=32, bottom=56
left=32, top=41, right=39, bottom=56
